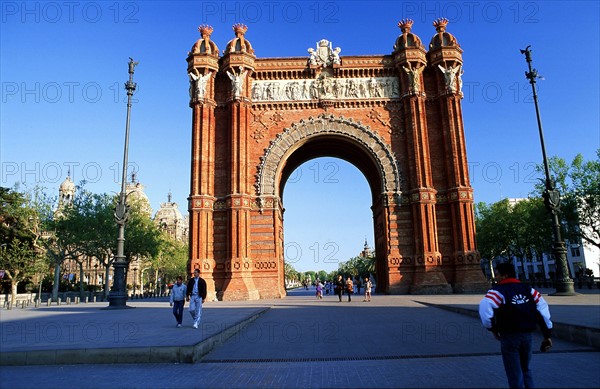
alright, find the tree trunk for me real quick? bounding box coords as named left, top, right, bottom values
left=79, top=262, right=85, bottom=299
left=155, top=268, right=159, bottom=295
left=104, top=264, right=110, bottom=300
left=52, top=260, right=61, bottom=302
left=10, top=280, right=19, bottom=308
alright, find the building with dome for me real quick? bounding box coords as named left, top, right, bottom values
left=55, top=174, right=179, bottom=297
left=54, top=173, right=75, bottom=218
left=125, top=173, right=153, bottom=217
left=154, top=192, right=188, bottom=242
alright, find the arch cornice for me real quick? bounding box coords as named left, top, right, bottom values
left=255, top=114, right=402, bottom=209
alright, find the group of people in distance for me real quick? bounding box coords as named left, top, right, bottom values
left=314, top=275, right=373, bottom=302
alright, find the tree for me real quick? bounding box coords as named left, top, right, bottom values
left=0, top=239, right=48, bottom=306
left=146, top=231, right=186, bottom=294
left=0, top=187, right=50, bottom=306
left=336, top=255, right=375, bottom=280
left=284, top=262, right=299, bottom=287
left=536, top=151, right=600, bottom=257
left=511, top=198, right=553, bottom=278
left=48, top=188, right=117, bottom=299
left=568, top=152, right=600, bottom=254
left=475, top=199, right=517, bottom=276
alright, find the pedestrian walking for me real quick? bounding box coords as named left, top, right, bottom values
left=334, top=275, right=344, bottom=302
left=316, top=281, right=323, bottom=299
left=169, top=276, right=186, bottom=328
left=479, top=262, right=553, bottom=388
left=355, top=275, right=362, bottom=294
left=363, top=277, right=372, bottom=302
left=344, top=276, right=354, bottom=302
left=186, top=269, right=207, bottom=329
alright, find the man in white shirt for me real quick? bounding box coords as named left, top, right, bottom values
left=186, top=269, right=207, bottom=329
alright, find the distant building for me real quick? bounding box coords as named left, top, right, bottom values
left=125, top=173, right=153, bottom=217
left=55, top=175, right=186, bottom=295
left=154, top=192, right=188, bottom=242
left=359, top=239, right=374, bottom=259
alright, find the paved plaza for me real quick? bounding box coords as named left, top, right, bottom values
left=0, top=287, right=599, bottom=388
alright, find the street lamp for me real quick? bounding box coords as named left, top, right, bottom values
left=107, top=57, right=139, bottom=309
left=520, top=46, right=576, bottom=295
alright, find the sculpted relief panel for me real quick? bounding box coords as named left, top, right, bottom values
left=251, top=76, right=400, bottom=102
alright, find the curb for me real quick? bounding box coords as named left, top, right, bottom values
left=414, top=301, right=600, bottom=350
left=0, top=307, right=270, bottom=366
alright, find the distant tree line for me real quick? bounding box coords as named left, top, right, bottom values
left=0, top=183, right=187, bottom=306
left=476, top=151, right=599, bottom=279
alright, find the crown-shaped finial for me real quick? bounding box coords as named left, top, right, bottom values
left=232, top=23, right=248, bottom=36
left=398, top=19, right=414, bottom=33
left=433, top=18, right=449, bottom=32
left=198, top=25, right=213, bottom=38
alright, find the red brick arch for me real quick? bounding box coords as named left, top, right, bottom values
left=186, top=23, right=488, bottom=300
left=255, top=114, right=402, bottom=207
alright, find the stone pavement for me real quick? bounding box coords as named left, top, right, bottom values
left=0, top=287, right=598, bottom=388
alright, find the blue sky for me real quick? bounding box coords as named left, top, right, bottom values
left=2, top=1, right=599, bottom=273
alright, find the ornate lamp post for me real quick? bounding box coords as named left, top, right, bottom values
left=107, top=57, right=139, bottom=309
left=520, top=46, right=576, bottom=295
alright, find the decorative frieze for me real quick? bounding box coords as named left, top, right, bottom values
left=251, top=76, right=400, bottom=102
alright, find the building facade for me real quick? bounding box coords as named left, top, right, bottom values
left=56, top=175, right=184, bottom=295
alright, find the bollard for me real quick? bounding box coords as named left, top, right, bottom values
left=93, top=296, right=96, bottom=303
left=75, top=296, right=80, bottom=304
left=66, top=297, right=71, bottom=305
left=57, top=297, right=61, bottom=306
left=35, top=300, right=40, bottom=308
left=47, top=299, right=51, bottom=307
left=7, top=301, right=12, bottom=310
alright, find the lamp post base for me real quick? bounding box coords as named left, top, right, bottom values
left=104, top=259, right=135, bottom=309
left=549, top=242, right=578, bottom=296
left=550, top=280, right=578, bottom=296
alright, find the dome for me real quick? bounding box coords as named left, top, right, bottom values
left=155, top=202, right=183, bottom=224
left=59, top=175, right=75, bottom=194
left=224, top=23, right=254, bottom=55
left=429, top=18, right=460, bottom=50
left=190, top=25, right=219, bottom=56
left=154, top=193, right=187, bottom=241
left=393, top=19, right=424, bottom=51
left=125, top=180, right=152, bottom=216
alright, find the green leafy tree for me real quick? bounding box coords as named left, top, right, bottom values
left=147, top=231, right=187, bottom=293
left=0, top=187, right=50, bottom=306
left=476, top=199, right=515, bottom=276
left=336, top=255, right=375, bottom=280
left=284, top=262, right=299, bottom=287
left=0, top=239, right=48, bottom=306
left=48, top=188, right=116, bottom=298
left=535, top=151, right=599, bottom=257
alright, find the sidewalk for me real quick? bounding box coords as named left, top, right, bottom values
left=0, top=288, right=598, bottom=388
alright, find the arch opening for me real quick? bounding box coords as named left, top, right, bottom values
left=282, top=156, right=375, bottom=275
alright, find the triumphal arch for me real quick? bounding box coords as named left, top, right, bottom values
left=186, top=19, right=488, bottom=300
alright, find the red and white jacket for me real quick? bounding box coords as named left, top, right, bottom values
left=479, top=278, right=552, bottom=338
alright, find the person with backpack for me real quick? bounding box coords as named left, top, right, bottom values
left=479, top=262, right=553, bottom=388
